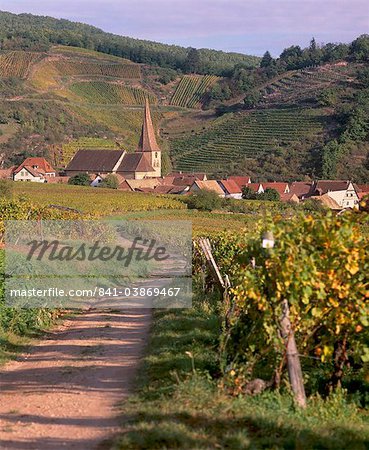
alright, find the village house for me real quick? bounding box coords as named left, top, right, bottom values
left=262, top=182, right=290, bottom=195
left=308, top=180, right=359, bottom=209
left=65, top=100, right=161, bottom=180
left=13, top=157, right=56, bottom=183
left=228, top=176, right=252, bottom=188
left=218, top=179, right=243, bottom=199
left=0, top=166, right=16, bottom=180
left=289, top=181, right=312, bottom=200
left=189, top=180, right=225, bottom=197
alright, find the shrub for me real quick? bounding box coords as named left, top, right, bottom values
left=100, top=174, right=119, bottom=189
left=68, top=172, right=91, bottom=186
left=186, top=189, right=222, bottom=211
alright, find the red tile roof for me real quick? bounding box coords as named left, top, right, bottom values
left=262, top=182, right=289, bottom=195
left=16, top=157, right=55, bottom=174
left=228, top=176, right=251, bottom=189
left=0, top=166, right=16, bottom=179
left=191, top=180, right=225, bottom=195
left=247, top=183, right=263, bottom=193
left=357, top=184, right=369, bottom=193
left=289, top=181, right=312, bottom=198
left=310, top=180, right=354, bottom=195
left=219, top=179, right=242, bottom=194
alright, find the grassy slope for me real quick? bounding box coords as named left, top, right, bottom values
left=115, top=294, right=369, bottom=450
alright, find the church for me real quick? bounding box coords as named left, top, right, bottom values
left=65, top=100, right=161, bottom=179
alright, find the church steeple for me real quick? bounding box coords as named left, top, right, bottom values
left=137, top=99, right=160, bottom=153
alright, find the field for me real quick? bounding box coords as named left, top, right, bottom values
left=69, top=81, right=157, bottom=105
left=0, top=51, right=44, bottom=79
left=170, top=75, right=218, bottom=108
left=170, top=107, right=324, bottom=172
left=12, top=183, right=185, bottom=215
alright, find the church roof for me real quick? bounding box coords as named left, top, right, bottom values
left=65, top=149, right=124, bottom=172
left=137, top=99, right=160, bottom=153
left=117, top=153, right=154, bottom=173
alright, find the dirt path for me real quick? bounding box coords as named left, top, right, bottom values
left=0, top=309, right=152, bottom=450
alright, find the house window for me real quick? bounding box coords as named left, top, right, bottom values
left=155, top=152, right=158, bottom=158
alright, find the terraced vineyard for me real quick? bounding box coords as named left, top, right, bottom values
left=69, top=81, right=157, bottom=105
left=60, top=137, right=121, bottom=166
left=170, top=75, right=218, bottom=108
left=53, top=59, right=141, bottom=78
left=260, top=65, right=354, bottom=105
left=170, top=108, right=323, bottom=172
left=0, top=51, right=43, bottom=78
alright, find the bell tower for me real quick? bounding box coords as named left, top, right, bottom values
left=137, top=99, right=161, bottom=177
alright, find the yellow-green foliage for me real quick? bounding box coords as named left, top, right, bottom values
left=230, top=212, right=369, bottom=378
left=69, top=81, right=157, bottom=105
left=170, top=75, right=219, bottom=108
left=69, top=104, right=162, bottom=150
left=0, top=51, right=43, bottom=78
left=13, top=183, right=186, bottom=216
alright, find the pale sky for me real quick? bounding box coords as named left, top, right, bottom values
left=1, top=0, right=368, bottom=56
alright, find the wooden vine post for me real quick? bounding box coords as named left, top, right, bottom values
left=280, top=299, right=306, bottom=408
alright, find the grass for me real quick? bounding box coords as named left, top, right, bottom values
left=114, top=292, right=369, bottom=450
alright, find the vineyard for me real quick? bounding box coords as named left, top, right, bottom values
left=12, top=183, right=185, bottom=215
left=0, top=51, right=44, bottom=78
left=170, top=75, right=219, bottom=108
left=60, top=137, right=121, bottom=166
left=69, top=81, right=157, bottom=105
left=260, top=65, right=355, bottom=105
left=170, top=108, right=323, bottom=172
left=52, top=59, right=141, bottom=79
left=69, top=104, right=163, bottom=150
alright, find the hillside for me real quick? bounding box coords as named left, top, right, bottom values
left=0, top=11, right=259, bottom=75
left=0, top=10, right=368, bottom=181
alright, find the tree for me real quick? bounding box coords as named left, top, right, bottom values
left=244, top=89, right=260, bottom=108
left=357, top=67, right=369, bottom=87
left=186, top=189, right=222, bottom=211
left=317, top=88, right=338, bottom=107
left=242, top=186, right=257, bottom=200
left=68, top=172, right=91, bottom=186
left=350, top=34, right=369, bottom=62
left=262, top=188, right=280, bottom=201
left=260, top=51, right=273, bottom=68
left=99, top=174, right=119, bottom=189
left=309, top=37, right=317, bottom=52
left=184, top=48, right=201, bottom=73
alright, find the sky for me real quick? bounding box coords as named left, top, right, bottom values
left=1, top=0, right=368, bottom=56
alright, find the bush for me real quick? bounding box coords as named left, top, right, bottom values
left=186, top=189, right=222, bottom=211
left=68, top=172, right=91, bottom=186
left=99, top=174, right=119, bottom=189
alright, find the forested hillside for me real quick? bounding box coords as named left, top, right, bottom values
left=0, top=11, right=259, bottom=75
